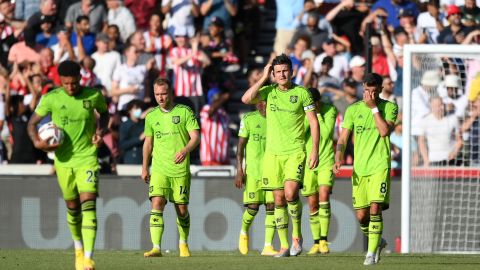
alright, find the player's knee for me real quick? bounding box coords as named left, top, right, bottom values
left=284, top=190, right=298, bottom=202
left=356, top=210, right=369, bottom=224
left=65, top=200, right=80, bottom=210
left=309, top=204, right=319, bottom=213
left=265, top=203, right=275, bottom=211
left=247, top=204, right=259, bottom=211
left=175, top=204, right=189, bottom=217
left=369, top=203, right=382, bottom=215
left=151, top=197, right=166, bottom=210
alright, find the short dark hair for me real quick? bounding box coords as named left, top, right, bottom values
left=272, top=54, right=292, bottom=71
left=308, top=87, right=321, bottom=103
left=126, top=99, right=144, bottom=112
left=58, top=60, right=81, bottom=77
left=76, top=15, right=89, bottom=24
left=363, top=73, right=383, bottom=88
left=154, top=77, right=172, bottom=92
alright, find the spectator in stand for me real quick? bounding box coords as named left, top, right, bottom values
left=8, top=61, right=32, bottom=96
left=143, top=13, right=173, bottom=78
left=8, top=40, right=40, bottom=65
left=111, top=44, right=155, bottom=110
left=203, top=17, right=235, bottom=86
left=313, top=38, right=349, bottom=82
left=418, top=96, right=463, bottom=166
left=438, top=5, right=464, bottom=44
left=289, top=35, right=310, bottom=79
left=348, top=55, right=366, bottom=99
left=293, top=0, right=332, bottom=34
left=461, top=0, right=480, bottom=22
left=411, top=70, right=441, bottom=136
left=162, top=0, right=200, bottom=38
left=442, top=74, right=468, bottom=117
left=35, top=15, right=58, bottom=48
left=24, top=0, right=57, bottom=49
left=290, top=12, right=329, bottom=55
left=371, top=0, right=419, bottom=29
left=326, top=0, right=368, bottom=55
left=390, top=119, right=403, bottom=168
left=200, top=0, right=238, bottom=34
left=65, top=0, right=108, bottom=34
left=4, top=79, right=44, bottom=163
left=38, top=48, right=61, bottom=86
left=398, top=8, right=424, bottom=43
left=0, top=0, right=25, bottom=36
left=80, top=56, right=100, bottom=87
left=50, top=28, right=77, bottom=64
left=70, top=15, right=96, bottom=56
left=461, top=98, right=480, bottom=166
left=380, top=76, right=400, bottom=105
left=125, top=0, right=160, bottom=30
left=417, top=0, right=445, bottom=44
left=370, top=36, right=389, bottom=77
left=170, top=27, right=210, bottom=114
left=106, top=0, right=136, bottom=42
left=0, top=13, right=17, bottom=69
left=200, top=87, right=230, bottom=166
left=14, top=0, right=41, bottom=22
left=92, top=33, right=121, bottom=92
left=55, top=0, right=80, bottom=26
left=119, top=99, right=145, bottom=164
left=107, top=24, right=124, bottom=53
left=127, top=31, right=153, bottom=65
left=316, top=56, right=342, bottom=103
left=333, top=77, right=359, bottom=117
left=272, top=0, right=303, bottom=55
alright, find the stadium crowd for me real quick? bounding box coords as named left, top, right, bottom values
left=0, top=0, right=479, bottom=170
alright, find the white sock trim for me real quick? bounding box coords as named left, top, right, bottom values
left=73, top=240, right=83, bottom=250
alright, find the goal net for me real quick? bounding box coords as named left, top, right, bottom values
left=402, top=45, right=480, bottom=253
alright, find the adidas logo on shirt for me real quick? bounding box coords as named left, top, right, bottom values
left=256, top=124, right=261, bottom=128
left=61, top=105, right=67, bottom=110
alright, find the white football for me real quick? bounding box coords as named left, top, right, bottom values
left=38, top=122, right=64, bottom=145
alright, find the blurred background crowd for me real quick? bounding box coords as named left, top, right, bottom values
left=0, top=0, right=479, bottom=173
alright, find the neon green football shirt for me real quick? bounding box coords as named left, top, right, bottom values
left=35, top=87, right=108, bottom=167
left=305, top=102, right=337, bottom=171
left=342, top=99, right=398, bottom=176
left=259, top=83, right=315, bottom=155
left=144, top=104, right=199, bottom=177
left=238, top=111, right=266, bottom=180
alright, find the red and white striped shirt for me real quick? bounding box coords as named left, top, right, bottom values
left=143, top=31, right=172, bottom=77
left=80, top=68, right=98, bottom=87
left=1, top=25, right=13, bottom=40
left=200, top=105, right=230, bottom=166
left=170, top=46, right=203, bottom=97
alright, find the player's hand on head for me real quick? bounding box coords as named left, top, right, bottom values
left=174, top=149, right=188, bottom=164
left=364, top=91, right=376, bottom=108
left=263, top=63, right=273, bottom=78
left=234, top=169, right=245, bottom=189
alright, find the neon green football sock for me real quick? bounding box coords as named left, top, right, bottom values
left=309, top=211, right=320, bottom=241
left=67, top=207, right=82, bottom=243
left=275, top=206, right=289, bottom=249
left=177, top=212, right=190, bottom=243
left=287, top=199, right=302, bottom=238
left=81, top=200, right=97, bottom=258
left=368, top=214, right=383, bottom=254
left=241, top=208, right=258, bottom=234
left=264, top=209, right=275, bottom=246
left=319, top=202, right=331, bottom=240
left=150, top=210, right=164, bottom=248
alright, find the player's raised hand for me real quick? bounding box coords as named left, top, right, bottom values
left=234, top=169, right=245, bottom=189
left=309, top=151, right=319, bottom=169
left=141, top=169, right=150, bottom=183
left=262, top=63, right=273, bottom=79
left=333, top=161, right=342, bottom=174
left=34, top=136, right=59, bottom=152
left=174, top=149, right=188, bottom=164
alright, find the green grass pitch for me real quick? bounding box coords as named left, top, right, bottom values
left=1, top=250, right=480, bottom=270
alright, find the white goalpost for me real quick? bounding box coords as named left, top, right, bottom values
left=402, top=45, right=480, bottom=253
